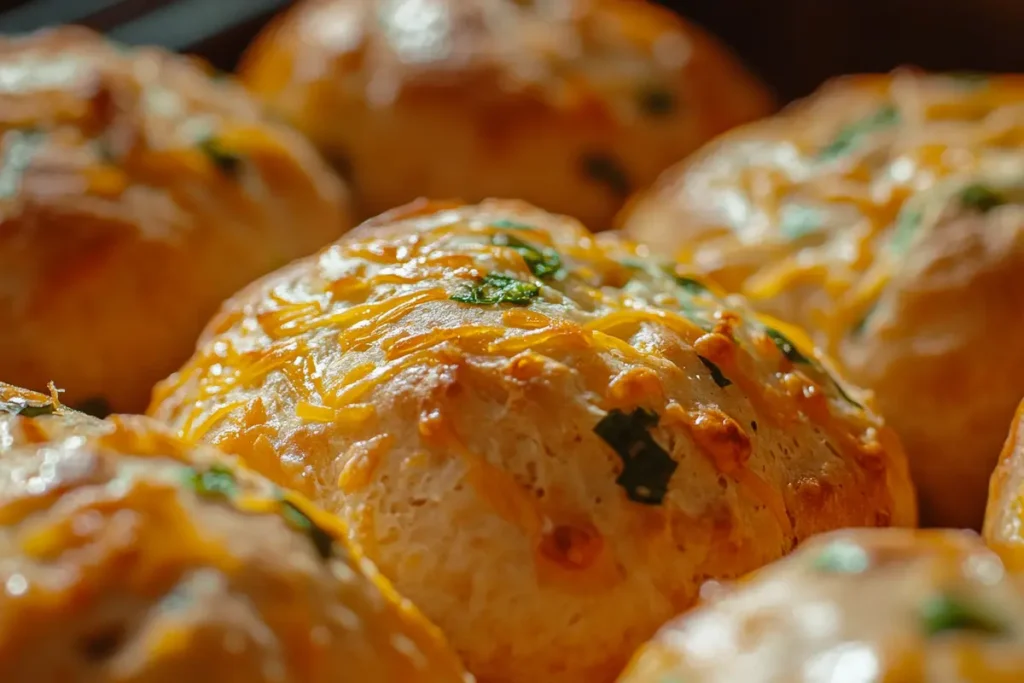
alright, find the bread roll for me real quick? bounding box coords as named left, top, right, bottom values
left=622, top=70, right=1024, bottom=527
left=0, top=381, right=469, bottom=683
left=619, top=528, right=1024, bottom=683
left=240, top=0, right=772, bottom=228
left=0, top=26, right=350, bottom=414
left=150, top=199, right=915, bottom=682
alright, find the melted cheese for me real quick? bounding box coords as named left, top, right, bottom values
left=155, top=200, right=901, bottom=549
left=630, top=72, right=1024, bottom=353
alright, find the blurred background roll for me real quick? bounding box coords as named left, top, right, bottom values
left=0, top=26, right=350, bottom=415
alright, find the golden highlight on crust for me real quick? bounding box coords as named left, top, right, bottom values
left=622, top=69, right=1024, bottom=528
left=151, top=198, right=915, bottom=683
left=240, top=0, right=773, bottom=227
left=0, top=380, right=470, bottom=683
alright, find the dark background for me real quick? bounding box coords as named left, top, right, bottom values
left=2, top=0, right=1024, bottom=102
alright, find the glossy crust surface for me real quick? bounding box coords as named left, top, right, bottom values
left=622, top=70, right=1024, bottom=528
left=239, top=0, right=772, bottom=228
left=984, top=399, right=1024, bottom=572
left=150, top=199, right=915, bottom=683
left=0, top=381, right=470, bottom=683
left=618, top=528, right=1024, bottom=683
left=0, top=26, right=350, bottom=414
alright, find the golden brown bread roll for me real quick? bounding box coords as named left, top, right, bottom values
left=149, top=199, right=915, bottom=683
left=0, top=26, right=350, bottom=415
left=621, top=70, right=1024, bottom=528
left=239, top=0, right=773, bottom=228
left=984, top=398, right=1024, bottom=572
left=618, top=528, right=1024, bottom=683
left=0, top=381, right=470, bottom=683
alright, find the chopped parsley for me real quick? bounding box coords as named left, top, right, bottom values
left=197, top=135, right=242, bottom=176
left=813, top=539, right=871, bottom=574
left=280, top=498, right=334, bottom=560
left=185, top=464, right=238, bottom=499
left=766, top=328, right=811, bottom=365
left=698, top=356, right=732, bottom=388
left=779, top=204, right=824, bottom=240
left=672, top=273, right=711, bottom=295
left=0, top=129, right=45, bottom=199
left=833, top=379, right=864, bottom=409
left=818, top=104, right=899, bottom=161
left=0, top=397, right=57, bottom=418
left=451, top=273, right=540, bottom=305
left=75, top=397, right=112, bottom=418
left=948, top=71, right=989, bottom=87
left=638, top=86, right=676, bottom=117
left=581, top=153, right=631, bottom=197
left=492, top=234, right=562, bottom=279
left=594, top=408, right=678, bottom=506
left=491, top=219, right=536, bottom=231
left=959, top=183, right=1006, bottom=213
left=850, top=302, right=878, bottom=337
left=94, top=138, right=118, bottom=165
left=766, top=327, right=863, bottom=408
left=920, top=592, right=1008, bottom=637
left=889, top=207, right=923, bottom=254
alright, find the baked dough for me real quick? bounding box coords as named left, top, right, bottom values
left=150, top=199, right=915, bottom=683
left=622, top=70, right=1024, bottom=528
left=984, top=398, right=1024, bottom=572
left=618, top=528, right=1024, bottom=683
left=240, top=0, right=772, bottom=228
left=0, top=381, right=469, bottom=683
left=0, top=26, right=350, bottom=414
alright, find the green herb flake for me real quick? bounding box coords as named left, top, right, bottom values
left=94, top=138, right=118, bottom=165
left=0, top=129, right=45, bottom=199
left=594, top=408, right=678, bottom=506
left=698, top=356, right=733, bottom=388
left=638, top=86, right=676, bottom=117
left=491, top=219, right=536, bottom=231
left=492, top=234, right=562, bottom=279
left=185, top=464, right=238, bottom=499
left=948, top=71, right=989, bottom=87
left=889, top=207, right=924, bottom=254
left=766, top=328, right=811, bottom=365
left=920, top=592, right=1009, bottom=637
left=673, top=274, right=711, bottom=296
left=813, top=539, right=871, bottom=574
left=581, top=153, right=631, bottom=198
left=832, top=379, right=864, bottom=410
left=850, top=301, right=878, bottom=337
left=0, top=398, right=57, bottom=418
left=818, top=104, right=900, bottom=161
left=779, top=204, right=825, bottom=240
left=451, top=273, right=540, bottom=306
left=280, top=499, right=334, bottom=560
left=959, top=183, right=1006, bottom=213
left=198, top=135, right=243, bottom=176
left=75, top=397, right=112, bottom=418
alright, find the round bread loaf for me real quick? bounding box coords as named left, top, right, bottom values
left=149, top=199, right=916, bottom=683
left=0, top=26, right=350, bottom=415
left=622, top=70, right=1024, bottom=528
left=239, top=0, right=772, bottom=228
left=0, top=381, right=470, bottom=683
left=618, top=528, right=1024, bottom=683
